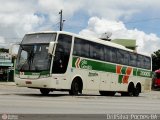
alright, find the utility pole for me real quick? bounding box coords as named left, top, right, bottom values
left=59, top=10, right=63, bottom=31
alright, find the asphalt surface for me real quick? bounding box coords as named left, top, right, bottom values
left=0, top=83, right=160, bottom=120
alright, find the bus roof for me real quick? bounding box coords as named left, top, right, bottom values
left=26, top=31, right=151, bottom=57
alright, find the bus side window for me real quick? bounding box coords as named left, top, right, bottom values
left=129, top=53, right=137, bottom=67
left=117, top=50, right=129, bottom=65
left=98, top=44, right=105, bottom=61
left=140, top=56, right=144, bottom=68
left=81, top=40, right=89, bottom=58
left=73, top=38, right=89, bottom=58
left=144, top=56, right=151, bottom=69
left=104, top=46, right=111, bottom=62
left=89, top=43, right=104, bottom=61
left=123, top=51, right=129, bottom=66
left=73, top=39, right=81, bottom=56
left=117, top=49, right=124, bottom=64
left=110, top=48, right=117, bottom=63
left=89, top=43, right=96, bottom=59
left=137, top=55, right=140, bottom=68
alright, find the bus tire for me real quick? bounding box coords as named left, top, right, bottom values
left=69, top=80, right=80, bottom=95
left=133, top=88, right=139, bottom=97
left=128, top=83, right=135, bottom=96
left=121, top=83, right=134, bottom=96
left=133, top=84, right=141, bottom=97
left=40, top=88, right=50, bottom=96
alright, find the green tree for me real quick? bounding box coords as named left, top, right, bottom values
left=152, top=49, right=160, bottom=71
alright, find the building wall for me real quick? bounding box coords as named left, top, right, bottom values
left=111, top=39, right=137, bottom=51
left=0, top=52, right=14, bottom=82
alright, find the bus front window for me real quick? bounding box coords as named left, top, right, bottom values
left=16, top=44, right=51, bottom=71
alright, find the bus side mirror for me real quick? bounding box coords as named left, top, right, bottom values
left=9, top=43, right=20, bottom=58
left=48, top=42, right=56, bottom=55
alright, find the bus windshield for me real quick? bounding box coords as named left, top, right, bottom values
left=16, top=33, right=56, bottom=71
left=16, top=44, right=51, bottom=71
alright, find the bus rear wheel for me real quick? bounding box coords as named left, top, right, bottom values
left=40, top=88, right=50, bottom=96
left=133, top=85, right=141, bottom=97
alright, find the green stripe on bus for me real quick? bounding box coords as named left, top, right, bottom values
left=73, top=57, right=116, bottom=73
left=72, top=57, right=152, bottom=78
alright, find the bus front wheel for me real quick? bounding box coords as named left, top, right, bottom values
left=40, top=88, right=50, bottom=96
left=69, top=80, right=81, bottom=95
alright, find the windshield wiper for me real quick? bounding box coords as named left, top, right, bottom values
left=28, top=50, right=35, bottom=70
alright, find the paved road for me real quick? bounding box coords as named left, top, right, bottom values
left=0, top=84, right=160, bottom=119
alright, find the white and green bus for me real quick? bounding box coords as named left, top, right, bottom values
left=13, top=31, right=152, bottom=96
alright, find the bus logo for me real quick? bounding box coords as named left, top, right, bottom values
left=75, top=57, right=81, bottom=68
left=75, top=57, right=92, bottom=70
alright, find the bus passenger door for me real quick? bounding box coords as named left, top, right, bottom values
left=52, top=34, right=72, bottom=74
left=52, top=34, right=72, bottom=89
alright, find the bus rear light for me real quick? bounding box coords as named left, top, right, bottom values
left=25, top=81, right=32, bottom=84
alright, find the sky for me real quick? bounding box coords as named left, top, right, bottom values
left=0, top=0, right=160, bottom=55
